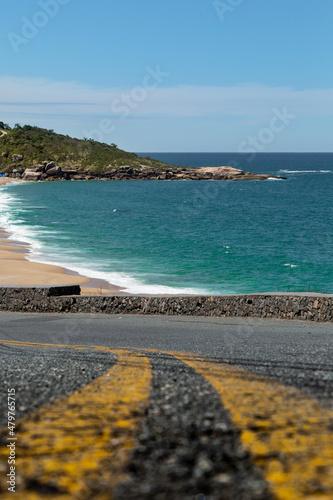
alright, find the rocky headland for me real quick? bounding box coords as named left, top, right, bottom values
left=0, top=124, right=286, bottom=181
left=4, top=162, right=286, bottom=182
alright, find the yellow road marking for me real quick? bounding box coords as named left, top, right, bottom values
left=2, top=340, right=333, bottom=498
left=0, top=339, right=104, bottom=350
left=174, top=352, right=333, bottom=500
left=0, top=348, right=152, bottom=499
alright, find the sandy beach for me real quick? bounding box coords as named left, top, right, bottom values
left=0, top=178, right=123, bottom=295
left=0, top=234, right=123, bottom=295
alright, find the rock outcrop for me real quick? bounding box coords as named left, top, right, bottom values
left=196, top=166, right=247, bottom=178
left=11, top=154, right=24, bottom=162
left=45, top=166, right=62, bottom=177
left=23, top=169, right=42, bottom=181
left=7, top=163, right=286, bottom=182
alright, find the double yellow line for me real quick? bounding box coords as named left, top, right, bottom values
left=0, top=342, right=151, bottom=499
left=0, top=339, right=332, bottom=499
left=177, top=353, right=333, bottom=500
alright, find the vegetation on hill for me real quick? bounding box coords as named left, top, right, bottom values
left=0, top=122, right=176, bottom=172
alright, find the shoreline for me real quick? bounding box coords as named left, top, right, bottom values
left=0, top=231, right=124, bottom=295
left=0, top=181, right=124, bottom=294
left=1, top=178, right=331, bottom=298
left=3, top=163, right=287, bottom=182
left=0, top=178, right=206, bottom=296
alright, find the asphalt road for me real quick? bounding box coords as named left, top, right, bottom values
left=0, top=312, right=332, bottom=499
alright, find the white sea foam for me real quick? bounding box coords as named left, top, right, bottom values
left=0, top=187, right=236, bottom=295
left=0, top=192, right=16, bottom=209
left=0, top=192, right=211, bottom=294
left=25, top=254, right=210, bottom=295
left=0, top=216, right=43, bottom=250
left=0, top=189, right=212, bottom=294
left=279, top=169, right=332, bottom=174
left=0, top=203, right=44, bottom=252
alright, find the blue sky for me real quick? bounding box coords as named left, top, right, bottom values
left=1, top=0, right=332, bottom=151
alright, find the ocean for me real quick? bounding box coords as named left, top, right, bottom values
left=0, top=153, right=332, bottom=295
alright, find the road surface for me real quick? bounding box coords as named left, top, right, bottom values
left=0, top=312, right=332, bottom=499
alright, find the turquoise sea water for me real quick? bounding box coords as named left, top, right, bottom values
left=0, top=153, right=332, bottom=294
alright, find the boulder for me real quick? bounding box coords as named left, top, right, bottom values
left=45, top=161, right=56, bottom=171
left=196, top=173, right=213, bottom=180
left=11, top=154, right=24, bottom=162
left=23, top=169, right=41, bottom=181
left=118, top=165, right=132, bottom=172
left=45, top=166, right=62, bottom=177
left=196, top=166, right=246, bottom=179
left=62, top=169, right=77, bottom=175
left=23, top=167, right=40, bottom=173
left=62, top=169, right=78, bottom=179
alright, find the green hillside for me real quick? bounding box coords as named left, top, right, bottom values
left=0, top=122, right=175, bottom=172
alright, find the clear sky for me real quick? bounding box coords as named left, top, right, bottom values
left=1, top=0, right=332, bottom=152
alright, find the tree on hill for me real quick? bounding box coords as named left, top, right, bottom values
left=0, top=122, right=11, bottom=131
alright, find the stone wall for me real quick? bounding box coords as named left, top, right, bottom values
left=0, top=286, right=332, bottom=322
